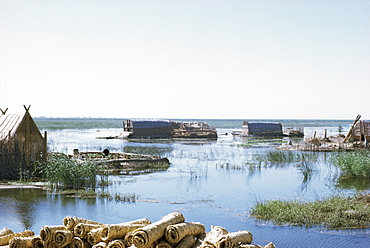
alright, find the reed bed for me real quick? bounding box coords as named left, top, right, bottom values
left=252, top=150, right=319, bottom=166
left=330, top=151, right=370, bottom=178
left=37, top=152, right=105, bottom=190
left=251, top=194, right=370, bottom=229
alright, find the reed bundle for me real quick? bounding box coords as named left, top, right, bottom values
left=0, top=227, right=13, bottom=237
left=0, top=230, right=34, bottom=246
left=132, top=211, right=185, bottom=248
left=9, top=236, right=43, bottom=248
left=1, top=212, right=274, bottom=248
left=165, top=222, right=205, bottom=244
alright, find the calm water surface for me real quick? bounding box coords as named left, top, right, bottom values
left=1, top=119, right=370, bottom=247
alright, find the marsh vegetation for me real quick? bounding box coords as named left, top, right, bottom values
left=251, top=194, right=370, bottom=229
left=35, top=152, right=107, bottom=190
left=331, top=151, right=370, bottom=178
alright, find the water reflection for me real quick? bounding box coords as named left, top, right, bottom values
left=0, top=188, right=45, bottom=230
left=335, top=177, right=370, bottom=191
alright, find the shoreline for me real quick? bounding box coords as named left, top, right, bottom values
left=0, top=183, right=47, bottom=190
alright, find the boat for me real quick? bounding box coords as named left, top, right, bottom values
left=282, top=127, right=304, bottom=137
left=120, top=119, right=217, bottom=139
left=71, top=151, right=170, bottom=175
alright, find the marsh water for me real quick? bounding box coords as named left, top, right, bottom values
left=1, top=119, right=370, bottom=247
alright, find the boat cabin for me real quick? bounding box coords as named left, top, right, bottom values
left=242, top=121, right=283, bottom=136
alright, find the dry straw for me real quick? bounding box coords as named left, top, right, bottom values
left=132, top=212, right=185, bottom=248
left=0, top=227, right=13, bottom=237
left=9, top=236, right=43, bottom=248
left=156, top=240, right=173, bottom=248
left=87, top=227, right=105, bottom=245
left=53, top=230, right=74, bottom=247
left=92, top=241, right=108, bottom=248
left=0, top=230, right=34, bottom=246
left=74, top=223, right=104, bottom=239
left=217, top=231, right=253, bottom=248
left=100, top=218, right=151, bottom=242
left=107, top=239, right=125, bottom=248
left=200, top=226, right=228, bottom=248
left=101, top=223, right=148, bottom=242
left=165, top=222, right=205, bottom=244
left=64, top=216, right=103, bottom=231
left=70, top=236, right=91, bottom=248
left=1, top=211, right=275, bottom=248
left=39, top=225, right=66, bottom=244
left=176, top=235, right=197, bottom=248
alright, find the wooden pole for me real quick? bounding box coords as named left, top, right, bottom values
left=43, top=131, right=47, bottom=162
left=343, top=114, right=361, bottom=142
left=0, top=108, right=8, bottom=115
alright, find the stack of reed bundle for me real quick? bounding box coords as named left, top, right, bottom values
left=0, top=211, right=275, bottom=248
left=0, top=229, right=35, bottom=247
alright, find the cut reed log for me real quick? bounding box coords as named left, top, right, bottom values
left=200, top=226, right=228, bottom=248
left=217, top=231, right=253, bottom=248
left=156, top=240, right=173, bottom=248
left=132, top=212, right=185, bottom=248
left=124, top=230, right=135, bottom=246
left=107, top=239, right=125, bottom=248
left=53, top=229, right=74, bottom=247
left=0, top=230, right=34, bottom=246
left=69, top=236, right=92, bottom=248
left=9, top=236, right=43, bottom=248
left=39, top=225, right=66, bottom=244
left=239, top=242, right=276, bottom=248
left=166, top=222, right=205, bottom=244
left=74, top=223, right=104, bottom=239
left=92, top=241, right=108, bottom=248
left=0, top=227, right=13, bottom=237
left=87, top=227, right=105, bottom=245
left=64, top=216, right=103, bottom=231
left=101, top=223, right=147, bottom=242
left=175, top=235, right=197, bottom=248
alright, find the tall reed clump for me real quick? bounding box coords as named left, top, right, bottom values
left=38, top=153, right=100, bottom=190
left=331, top=151, right=370, bottom=178
left=253, top=150, right=318, bottom=166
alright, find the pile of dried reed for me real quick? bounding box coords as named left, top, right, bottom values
left=1, top=212, right=275, bottom=248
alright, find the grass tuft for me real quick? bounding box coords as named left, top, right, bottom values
left=331, top=151, right=370, bottom=178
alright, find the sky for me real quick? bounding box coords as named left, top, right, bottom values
left=0, top=0, right=369, bottom=120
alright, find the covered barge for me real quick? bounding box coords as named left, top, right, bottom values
left=121, top=120, right=217, bottom=139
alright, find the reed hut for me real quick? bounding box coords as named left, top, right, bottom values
left=0, top=106, right=47, bottom=179
left=241, top=121, right=283, bottom=136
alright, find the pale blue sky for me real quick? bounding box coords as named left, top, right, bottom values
left=1, top=0, right=369, bottom=119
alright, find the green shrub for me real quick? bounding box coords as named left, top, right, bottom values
left=331, top=151, right=370, bottom=178
left=39, top=153, right=100, bottom=190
